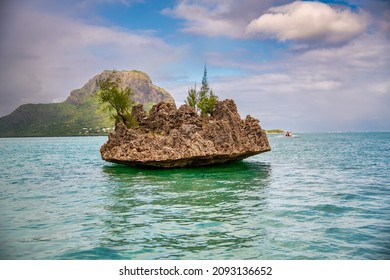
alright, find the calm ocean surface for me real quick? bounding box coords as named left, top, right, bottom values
left=0, top=133, right=389, bottom=260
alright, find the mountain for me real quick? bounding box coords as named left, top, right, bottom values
left=0, top=70, right=175, bottom=137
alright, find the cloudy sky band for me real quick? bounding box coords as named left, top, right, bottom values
left=0, top=0, right=389, bottom=132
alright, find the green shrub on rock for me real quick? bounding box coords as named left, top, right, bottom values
left=185, top=65, right=218, bottom=116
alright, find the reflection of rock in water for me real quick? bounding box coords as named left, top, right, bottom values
left=100, top=99, right=271, bottom=168
left=99, top=161, right=272, bottom=259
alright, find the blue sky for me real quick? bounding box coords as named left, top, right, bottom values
left=0, top=0, right=389, bottom=131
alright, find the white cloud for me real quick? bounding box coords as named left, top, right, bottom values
left=369, top=80, right=390, bottom=96
left=163, top=0, right=370, bottom=44
left=202, top=33, right=390, bottom=131
left=162, top=1, right=243, bottom=38
left=246, top=1, right=368, bottom=44
left=162, top=0, right=276, bottom=38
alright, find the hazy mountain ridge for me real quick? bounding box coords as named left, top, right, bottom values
left=0, top=70, right=175, bottom=137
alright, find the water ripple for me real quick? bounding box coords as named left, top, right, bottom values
left=0, top=133, right=389, bottom=259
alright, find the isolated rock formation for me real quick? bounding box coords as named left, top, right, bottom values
left=101, top=99, right=271, bottom=168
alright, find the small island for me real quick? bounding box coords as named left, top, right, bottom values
left=99, top=67, right=271, bottom=168
left=100, top=99, right=271, bottom=168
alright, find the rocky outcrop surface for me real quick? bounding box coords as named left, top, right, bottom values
left=100, top=99, right=271, bottom=168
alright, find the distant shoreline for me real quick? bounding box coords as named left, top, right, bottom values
left=265, top=129, right=284, bottom=134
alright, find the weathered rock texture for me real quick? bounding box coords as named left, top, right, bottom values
left=100, top=99, right=271, bottom=168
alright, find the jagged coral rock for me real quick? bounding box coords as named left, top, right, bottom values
left=100, top=99, right=271, bottom=168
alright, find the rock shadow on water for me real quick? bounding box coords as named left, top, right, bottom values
left=102, top=160, right=271, bottom=191
left=98, top=160, right=272, bottom=259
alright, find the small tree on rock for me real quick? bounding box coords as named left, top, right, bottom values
left=185, top=65, right=218, bottom=116
left=96, top=73, right=137, bottom=128
left=186, top=84, right=197, bottom=109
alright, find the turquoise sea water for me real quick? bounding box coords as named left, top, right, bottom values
left=0, top=133, right=389, bottom=260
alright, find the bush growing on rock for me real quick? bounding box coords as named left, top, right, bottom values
left=96, top=72, right=137, bottom=128
left=186, top=65, right=218, bottom=116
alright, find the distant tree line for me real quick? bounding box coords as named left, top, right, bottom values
left=265, top=129, right=285, bottom=134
